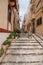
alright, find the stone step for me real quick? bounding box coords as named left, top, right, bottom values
left=9, top=45, right=42, bottom=49
left=12, top=39, right=43, bottom=43
left=1, top=36, right=43, bottom=65
left=15, top=41, right=37, bottom=43
left=6, top=53, right=43, bottom=56
left=11, top=43, right=39, bottom=46
left=8, top=47, right=43, bottom=50
left=12, top=40, right=37, bottom=42
left=11, top=44, right=40, bottom=46
left=33, top=34, right=42, bottom=42
left=1, top=62, right=43, bottom=65
left=12, top=41, right=43, bottom=43
left=40, top=43, right=43, bottom=46
left=2, top=55, right=43, bottom=62
left=18, top=37, right=35, bottom=40
left=12, top=37, right=35, bottom=42
left=6, top=48, right=43, bottom=54
left=17, top=39, right=36, bottom=41
left=17, top=39, right=35, bottom=41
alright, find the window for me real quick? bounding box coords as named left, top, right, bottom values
left=37, top=17, right=42, bottom=26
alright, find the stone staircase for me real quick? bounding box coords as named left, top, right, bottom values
left=0, top=36, right=43, bottom=65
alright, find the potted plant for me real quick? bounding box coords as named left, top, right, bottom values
left=14, top=29, right=21, bottom=33
left=15, top=33, right=20, bottom=39
left=17, top=33, right=20, bottom=38
left=7, top=33, right=13, bottom=42
left=13, top=32, right=17, bottom=39
left=2, top=40, right=11, bottom=52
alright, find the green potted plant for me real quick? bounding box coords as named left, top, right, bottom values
left=14, top=29, right=21, bottom=33
left=13, top=32, right=17, bottom=39
left=2, top=40, right=11, bottom=52
left=7, top=33, right=13, bottom=42
left=17, top=33, right=20, bottom=38
left=15, top=33, right=18, bottom=39
left=14, top=33, right=20, bottom=39
left=14, top=29, right=20, bottom=39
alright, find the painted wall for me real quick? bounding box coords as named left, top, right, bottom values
left=0, top=0, right=8, bottom=29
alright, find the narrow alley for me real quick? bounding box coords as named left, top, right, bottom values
left=0, top=0, right=43, bottom=65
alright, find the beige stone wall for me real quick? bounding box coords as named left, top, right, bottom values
left=30, top=0, right=43, bottom=35
left=36, top=24, right=43, bottom=36
left=42, top=13, right=43, bottom=24
left=35, top=11, right=43, bottom=35
left=11, top=9, right=14, bottom=31
left=0, top=0, right=20, bottom=31
left=0, top=0, right=8, bottom=29
left=11, top=7, right=20, bottom=31
left=34, top=0, right=43, bottom=35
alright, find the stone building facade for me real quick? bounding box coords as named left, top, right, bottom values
left=22, top=13, right=28, bottom=32
left=22, top=11, right=31, bottom=32
left=30, top=0, right=43, bottom=35
left=22, top=0, right=43, bottom=36
left=0, top=0, right=20, bottom=32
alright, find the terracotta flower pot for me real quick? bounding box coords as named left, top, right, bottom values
left=2, top=45, right=9, bottom=52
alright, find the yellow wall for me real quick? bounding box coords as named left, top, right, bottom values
left=0, top=0, right=8, bottom=29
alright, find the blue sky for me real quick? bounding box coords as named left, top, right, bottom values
left=19, top=0, right=30, bottom=28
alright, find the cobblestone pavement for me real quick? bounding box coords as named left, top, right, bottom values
left=0, top=34, right=43, bottom=65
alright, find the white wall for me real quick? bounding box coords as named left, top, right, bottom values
left=0, top=33, right=10, bottom=49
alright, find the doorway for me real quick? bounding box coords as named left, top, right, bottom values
left=32, top=22, right=35, bottom=33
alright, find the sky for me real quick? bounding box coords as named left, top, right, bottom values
left=19, top=0, right=30, bottom=28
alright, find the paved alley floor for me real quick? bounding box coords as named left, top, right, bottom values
left=0, top=34, right=43, bottom=65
